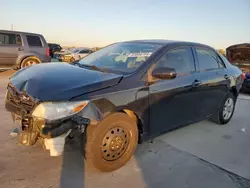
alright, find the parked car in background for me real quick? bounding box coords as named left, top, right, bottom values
left=53, top=48, right=74, bottom=61
left=226, top=43, right=250, bottom=92
left=48, top=43, right=62, bottom=58
left=61, top=47, right=93, bottom=62
left=5, top=40, right=243, bottom=172
left=0, top=30, right=51, bottom=69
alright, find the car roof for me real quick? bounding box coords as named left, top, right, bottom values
left=0, top=29, right=43, bottom=36
left=123, top=39, right=211, bottom=48
left=48, top=43, right=60, bottom=45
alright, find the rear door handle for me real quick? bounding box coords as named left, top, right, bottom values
left=192, top=80, right=202, bottom=87
left=224, top=74, right=230, bottom=79
left=17, top=47, right=24, bottom=51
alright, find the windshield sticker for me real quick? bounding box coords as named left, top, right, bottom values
left=127, top=52, right=152, bottom=57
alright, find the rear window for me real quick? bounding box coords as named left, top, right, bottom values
left=0, top=33, right=22, bottom=45
left=26, top=35, right=42, bottom=47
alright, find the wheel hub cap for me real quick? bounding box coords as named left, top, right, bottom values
left=223, top=98, right=234, bottom=120
left=110, top=136, right=123, bottom=151
left=101, top=127, right=129, bottom=161
left=25, top=60, right=36, bottom=67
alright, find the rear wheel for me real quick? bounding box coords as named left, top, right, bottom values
left=81, top=113, right=138, bottom=171
left=21, top=56, right=40, bottom=68
left=211, top=92, right=236, bottom=124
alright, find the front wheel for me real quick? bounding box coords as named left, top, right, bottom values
left=211, top=93, right=236, bottom=124
left=81, top=113, right=138, bottom=172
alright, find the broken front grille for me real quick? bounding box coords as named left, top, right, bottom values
left=6, top=83, right=36, bottom=113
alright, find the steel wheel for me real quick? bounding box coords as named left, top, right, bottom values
left=101, top=126, right=130, bottom=161
left=82, top=113, right=138, bottom=171
left=222, top=98, right=234, bottom=120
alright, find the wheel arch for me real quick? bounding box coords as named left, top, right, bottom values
left=230, top=86, right=238, bottom=98
left=17, top=54, right=41, bottom=67
left=121, top=109, right=144, bottom=144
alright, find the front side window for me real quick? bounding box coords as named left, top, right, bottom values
left=26, top=35, right=42, bottom=47
left=0, top=33, right=22, bottom=45
left=78, top=42, right=162, bottom=73
left=195, top=47, right=222, bottom=71
left=154, top=47, right=195, bottom=75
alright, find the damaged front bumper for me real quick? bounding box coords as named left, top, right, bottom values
left=5, top=83, right=103, bottom=156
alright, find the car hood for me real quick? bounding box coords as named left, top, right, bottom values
left=10, top=63, right=123, bottom=101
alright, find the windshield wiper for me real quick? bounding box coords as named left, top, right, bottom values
left=74, top=62, right=106, bottom=72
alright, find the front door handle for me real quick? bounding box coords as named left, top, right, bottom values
left=17, top=47, right=24, bottom=51
left=192, top=80, right=202, bottom=87
left=224, top=74, right=230, bottom=79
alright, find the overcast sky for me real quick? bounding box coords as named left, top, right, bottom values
left=1, top=0, right=250, bottom=48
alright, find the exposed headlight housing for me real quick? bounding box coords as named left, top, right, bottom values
left=32, top=101, right=88, bottom=121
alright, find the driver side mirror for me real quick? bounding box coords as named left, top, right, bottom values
left=152, top=67, right=177, bottom=79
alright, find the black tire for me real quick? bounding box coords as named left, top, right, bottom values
left=81, top=113, right=138, bottom=172
left=211, top=92, right=236, bottom=125
left=21, top=56, right=40, bottom=68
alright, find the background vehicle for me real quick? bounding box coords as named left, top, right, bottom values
left=226, top=43, right=250, bottom=92
left=0, top=30, right=51, bottom=69
left=53, top=48, right=73, bottom=61
left=5, top=40, right=243, bottom=172
left=48, top=43, right=62, bottom=58
left=61, top=47, right=93, bottom=62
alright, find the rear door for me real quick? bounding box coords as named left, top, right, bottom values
left=0, top=32, right=23, bottom=67
left=149, top=46, right=201, bottom=135
left=193, top=46, right=230, bottom=118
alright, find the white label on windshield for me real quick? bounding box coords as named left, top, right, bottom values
left=127, top=52, right=152, bottom=57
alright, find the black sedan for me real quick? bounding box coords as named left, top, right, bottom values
left=5, top=40, right=243, bottom=172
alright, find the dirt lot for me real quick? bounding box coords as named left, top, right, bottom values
left=0, top=70, right=250, bottom=188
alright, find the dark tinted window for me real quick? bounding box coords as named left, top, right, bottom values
left=195, top=47, right=221, bottom=70
left=56, top=44, right=62, bottom=49
left=155, top=47, right=195, bottom=75
left=79, top=49, right=91, bottom=54
left=0, top=33, right=22, bottom=45
left=26, top=35, right=42, bottom=47
left=48, top=43, right=54, bottom=48
left=49, top=44, right=61, bottom=49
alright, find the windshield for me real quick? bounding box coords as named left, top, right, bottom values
left=78, top=42, right=162, bottom=73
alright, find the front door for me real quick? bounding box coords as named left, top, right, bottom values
left=0, top=32, right=22, bottom=68
left=149, top=46, right=201, bottom=135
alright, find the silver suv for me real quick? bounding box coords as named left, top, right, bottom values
left=0, top=30, right=51, bottom=70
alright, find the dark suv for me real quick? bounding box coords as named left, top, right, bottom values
left=48, top=43, right=62, bottom=58
left=0, top=30, right=51, bottom=70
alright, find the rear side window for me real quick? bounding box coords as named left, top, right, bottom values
left=0, top=33, right=22, bottom=45
left=26, top=35, right=42, bottom=47
left=195, top=47, right=224, bottom=71
left=154, top=47, right=195, bottom=75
